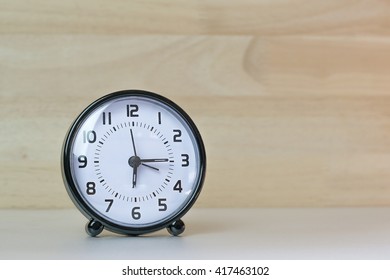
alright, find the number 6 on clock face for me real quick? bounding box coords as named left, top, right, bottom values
left=62, top=90, right=206, bottom=236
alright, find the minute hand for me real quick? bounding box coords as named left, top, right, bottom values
left=140, top=158, right=169, bottom=163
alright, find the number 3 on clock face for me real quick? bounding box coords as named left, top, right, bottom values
left=61, top=90, right=206, bottom=236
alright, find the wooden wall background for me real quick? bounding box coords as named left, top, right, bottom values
left=1, top=0, right=390, bottom=208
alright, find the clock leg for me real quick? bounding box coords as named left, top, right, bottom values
left=85, top=219, right=104, bottom=237
left=167, top=219, right=185, bottom=236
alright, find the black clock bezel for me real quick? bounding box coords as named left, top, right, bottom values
left=61, top=89, right=206, bottom=236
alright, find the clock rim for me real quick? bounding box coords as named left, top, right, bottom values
left=61, top=89, right=206, bottom=235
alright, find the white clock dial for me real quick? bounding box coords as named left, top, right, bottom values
left=62, top=91, right=206, bottom=235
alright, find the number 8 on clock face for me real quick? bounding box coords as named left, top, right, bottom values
left=61, top=90, right=206, bottom=236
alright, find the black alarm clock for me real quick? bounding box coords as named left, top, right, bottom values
left=61, top=90, right=206, bottom=236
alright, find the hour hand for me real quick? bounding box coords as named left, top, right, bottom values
left=141, top=163, right=159, bottom=171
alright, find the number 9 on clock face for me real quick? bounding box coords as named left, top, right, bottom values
left=61, top=90, right=206, bottom=236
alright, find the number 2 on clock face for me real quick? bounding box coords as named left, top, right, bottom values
left=66, top=92, right=205, bottom=230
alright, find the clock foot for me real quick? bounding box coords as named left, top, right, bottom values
left=167, top=219, right=185, bottom=236
left=85, top=220, right=104, bottom=237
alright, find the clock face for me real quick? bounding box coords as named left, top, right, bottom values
left=62, top=90, right=206, bottom=234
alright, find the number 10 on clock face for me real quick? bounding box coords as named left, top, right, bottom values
left=62, top=90, right=206, bottom=236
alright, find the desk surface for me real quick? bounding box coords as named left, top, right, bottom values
left=1, top=208, right=389, bottom=260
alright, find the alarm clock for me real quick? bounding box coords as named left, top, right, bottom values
left=61, top=90, right=206, bottom=236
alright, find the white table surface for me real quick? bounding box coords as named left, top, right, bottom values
left=0, top=208, right=389, bottom=260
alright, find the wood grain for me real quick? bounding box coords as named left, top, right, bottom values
left=1, top=0, right=390, bottom=35
left=1, top=1, right=390, bottom=208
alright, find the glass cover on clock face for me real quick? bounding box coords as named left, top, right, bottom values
left=67, top=94, right=204, bottom=228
